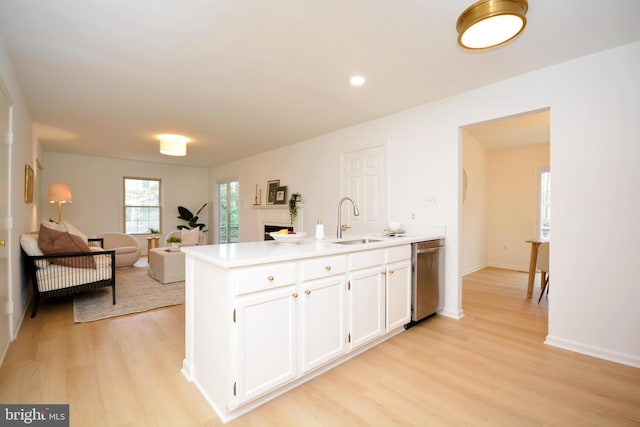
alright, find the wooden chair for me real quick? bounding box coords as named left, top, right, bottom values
left=537, top=242, right=550, bottom=303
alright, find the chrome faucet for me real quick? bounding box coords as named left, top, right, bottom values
left=337, top=196, right=360, bottom=238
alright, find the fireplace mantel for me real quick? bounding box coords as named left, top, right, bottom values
left=256, top=203, right=304, bottom=240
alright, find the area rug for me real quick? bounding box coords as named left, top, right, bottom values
left=73, top=265, right=184, bottom=323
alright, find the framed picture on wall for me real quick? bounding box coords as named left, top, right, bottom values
left=266, top=179, right=280, bottom=205
left=24, top=164, right=34, bottom=204
left=274, top=186, right=287, bottom=205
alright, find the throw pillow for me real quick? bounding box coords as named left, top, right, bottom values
left=62, top=220, right=89, bottom=244
left=181, top=228, right=200, bottom=246
left=38, top=225, right=96, bottom=269
left=20, top=233, right=49, bottom=269
left=41, top=219, right=67, bottom=233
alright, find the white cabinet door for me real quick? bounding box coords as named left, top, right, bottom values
left=233, top=287, right=297, bottom=406
left=385, top=259, right=411, bottom=331
left=347, top=267, right=385, bottom=349
left=300, top=276, right=346, bottom=373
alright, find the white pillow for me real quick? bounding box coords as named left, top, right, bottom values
left=181, top=228, right=200, bottom=246
left=62, top=220, right=89, bottom=243
left=20, top=234, right=49, bottom=269
left=20, top=233, right=43, bottom=256
left=40, top=220, right=67, bottom=233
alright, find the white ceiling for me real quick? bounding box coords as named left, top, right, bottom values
left=1, top=0, right=639, bottom=167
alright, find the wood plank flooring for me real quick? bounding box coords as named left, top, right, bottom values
left=1, top=267, right=638, bottom=426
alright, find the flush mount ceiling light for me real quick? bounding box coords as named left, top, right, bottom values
left=349, top=75, right=366, bottom=86
left=456, top=0, right=528, bottom=50
left=157, top=134, right=190, bottom=156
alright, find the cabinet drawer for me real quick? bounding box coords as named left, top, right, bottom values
left=235, top=262, right=296, bottom=295
left=386, top=245, right=411, bottom=264
left=302, top=255, right=346, bottom=281
left=349, top=249, right=384, bottom=271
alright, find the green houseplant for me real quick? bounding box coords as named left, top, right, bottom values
left=167, top=235, right=182, bottom=251
left=288, top=193, right=300, bottom=226
left=177, top=203, right=207, bottom=231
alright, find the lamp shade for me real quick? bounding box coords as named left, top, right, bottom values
left=158, top=134, right=189, bottom=156
left=48, top=183, right=72, bottom=204
left=457, top=0, right=528, bottom=49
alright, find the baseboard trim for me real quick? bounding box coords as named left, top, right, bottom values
left=438, top=308, right=465, bottom=320
left=545, top=335, right=640, bottom=368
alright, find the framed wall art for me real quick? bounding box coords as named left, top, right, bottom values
left=266, top=179, right=280, bottom=205
left=24, top=164, right=34, bottom=203
left=274, top=186, right=287, bottom=205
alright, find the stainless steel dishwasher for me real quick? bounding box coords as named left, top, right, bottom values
left=410, top=239, right=445, bottom=324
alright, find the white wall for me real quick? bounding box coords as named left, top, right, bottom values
left=0, top=34, right=40, bottom=350
left=487, top=145, right=550, bottom=271
left=211, top=41, right=640, bottom=367
left=462, top=132, right=488, bottom=275
left=40, top=152, right=210, bottom=252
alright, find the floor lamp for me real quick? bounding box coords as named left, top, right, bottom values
left=48, top=183, right=72, bottom=223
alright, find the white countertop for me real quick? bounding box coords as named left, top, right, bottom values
left=181, top=233, right=445, bottom=268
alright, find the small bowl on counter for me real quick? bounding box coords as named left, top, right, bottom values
left=270, top=231, right=307, bottom=245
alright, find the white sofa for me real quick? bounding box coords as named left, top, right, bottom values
left=92, top=232, right=141, bottom=268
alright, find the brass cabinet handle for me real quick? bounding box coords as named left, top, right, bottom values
left=267, top=276, right=274, bottom=281
left=0, top=240, right=5, bottom=247
left=389, top=270, right=395, bottom=274
left=325, top=265, right=331, bottom=271
left=292, top=292, right=299, bottom=298
left=305, top=290, right=311, bottom=295
left=381, top=271, right=387, bottom=276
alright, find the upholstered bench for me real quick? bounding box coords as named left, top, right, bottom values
left=148, top=247, right=185, bottom=284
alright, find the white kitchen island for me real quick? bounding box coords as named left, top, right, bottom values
left=181, top=233, right=443, bottom=423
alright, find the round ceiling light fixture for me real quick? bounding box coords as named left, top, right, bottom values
left=157, top=134, right=190, bottom=156
left=349, top=75, right=366, bottom=86
left=456, top=0, right=528, bottom=50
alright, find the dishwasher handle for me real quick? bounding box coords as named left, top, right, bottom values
left=416, top=247, right=442, bottom=254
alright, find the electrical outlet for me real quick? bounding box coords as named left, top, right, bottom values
left=424, top=195, right=438, bottom=207
left=411, top=213, right=416, bottom=220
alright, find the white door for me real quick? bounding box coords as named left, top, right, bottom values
left=347, top=267, right=385, bottom=349
left=233, top=287, right=297, bottom=406
left=385, top=260, right=412, bottom=331
left=300, top=276, right=346, bottom=373
left=342, top=145, right=386, bottom=233
left=0, top=79, right=11, bottom=352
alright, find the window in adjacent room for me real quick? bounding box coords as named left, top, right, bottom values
left=217, top=179, right=239, bottom=243
left=124, top=177, right=161, bottom=234
left=539, top=168, right=551, bottom=238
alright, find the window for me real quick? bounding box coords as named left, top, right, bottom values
left=539, top=169, right=551, bottom=238
left=124, top=177, right=161, bottom=234
left=217, top=179, right=239, bottom=243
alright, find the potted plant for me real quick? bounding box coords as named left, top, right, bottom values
left=167, top=236, right=182, bottom=251
left=177, top=203, right=207, bottom=231
left=288, top=193, right=300, bottom=226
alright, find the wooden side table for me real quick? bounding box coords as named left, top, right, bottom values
left=147, top=236, right=160, bottom=259
left=525, top=236, right=549, bottom=298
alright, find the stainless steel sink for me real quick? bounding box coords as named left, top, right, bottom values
left=335, top=238, right=382, bottom=245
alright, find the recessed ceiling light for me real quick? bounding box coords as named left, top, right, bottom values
left=349, top=75, right=366, bottom=86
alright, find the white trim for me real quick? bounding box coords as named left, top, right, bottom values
left=545, top=335, right=640, bottom=369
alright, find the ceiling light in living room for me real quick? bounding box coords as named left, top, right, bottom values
left=349, top=75, right=366, bottom=86
left=457, top=0, right=528, bottom=50
left=158, top=134, right=190, bottom=156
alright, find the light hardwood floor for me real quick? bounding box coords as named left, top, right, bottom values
left=1, top=267, right=638, bottom=426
